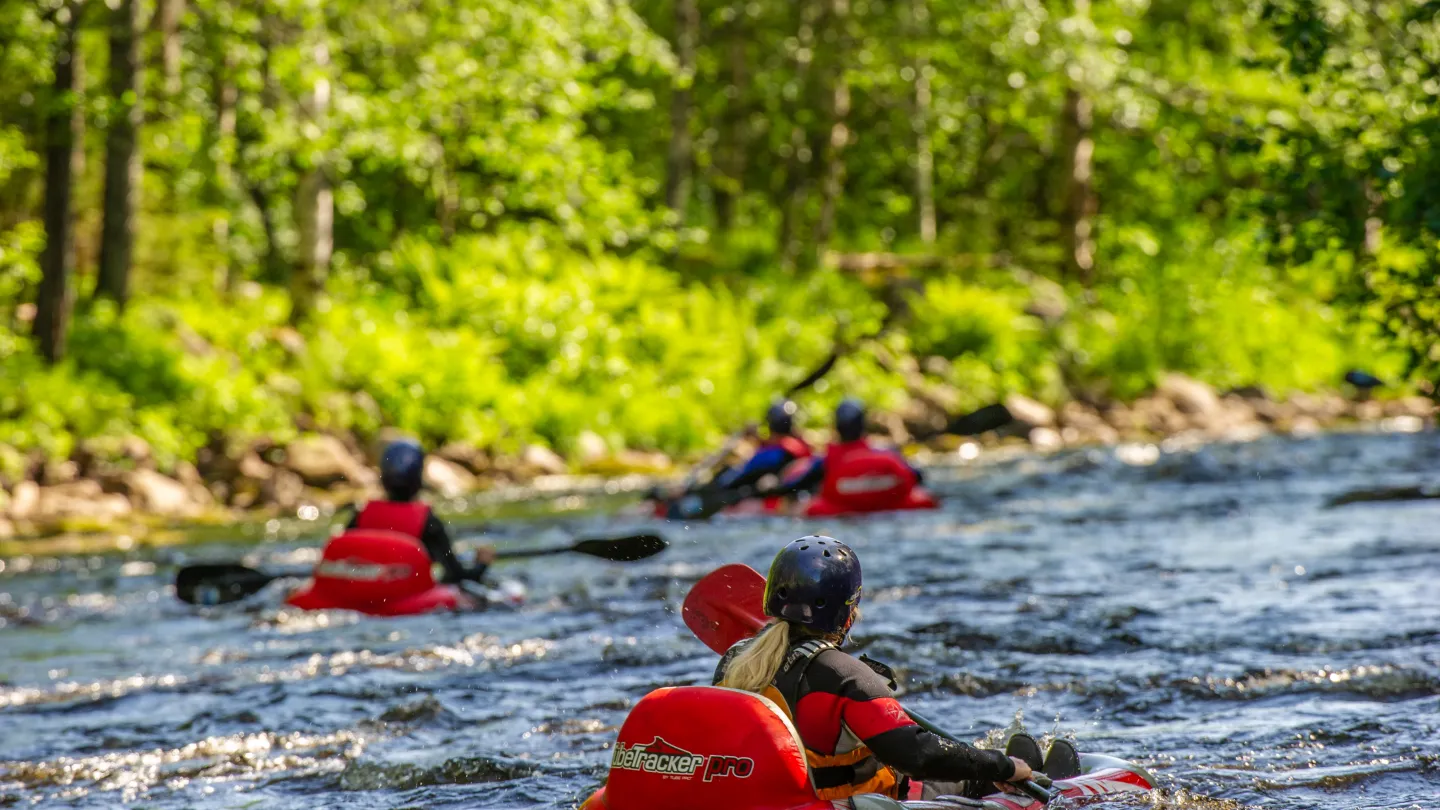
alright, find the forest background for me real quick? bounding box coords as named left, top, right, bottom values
left=1, top=0, right=1439, bottom=508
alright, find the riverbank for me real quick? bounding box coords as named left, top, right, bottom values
left=0, top=372, right=1431, bottom=549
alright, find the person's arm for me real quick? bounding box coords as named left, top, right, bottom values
left=804, top=651, right=1017, bottom=784
left=764, top=457, right=825, bottom=499
left=420, top=512, right=470, bottom=584
left=716, top=446, right=792, bottom=491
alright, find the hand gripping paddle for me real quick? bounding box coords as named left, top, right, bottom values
left=682, top=564, right=1055, bottom=803
left=176, top=531, right=669, bottom=606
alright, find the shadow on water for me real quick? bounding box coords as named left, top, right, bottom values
left=1, top=431, right=1438, bottom=808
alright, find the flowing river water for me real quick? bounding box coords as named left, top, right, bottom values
left=1, top=431, right=1437, bottom=809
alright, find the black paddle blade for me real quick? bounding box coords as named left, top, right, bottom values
left=174, top=564, right=277, bottom=606
left=946, top=402, right=1014, bottom=436
left=571, top=533, right=668, bottom=561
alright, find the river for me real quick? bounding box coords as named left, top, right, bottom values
left=1, top=431, right=1436, bottom=809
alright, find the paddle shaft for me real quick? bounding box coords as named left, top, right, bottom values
left=176, top=532, right=665, bottom=605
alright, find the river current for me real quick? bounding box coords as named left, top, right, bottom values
left=1, top=431, right=1437, bottom=809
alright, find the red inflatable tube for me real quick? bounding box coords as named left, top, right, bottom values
left=285, top=529, right=473, bottom=616
left=583, top=686, right=1155, bottom=810
left=803, top=442, right=938, bottom=517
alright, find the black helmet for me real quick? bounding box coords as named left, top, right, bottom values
left=766, top=399, right=798, bottom=436
left=763, top=535, right=862, bottom=635
left=380, top=439, right=425, bottom=500
left=835, top=398, right=866, bottom=442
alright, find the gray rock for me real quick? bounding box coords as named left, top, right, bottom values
left=1005, top=394, right=1056, bottom=428
left=1158, top=373, right=1221, bottom=418
left=285, top=435, right=378, bottom=489
left=121, top=470, right=196, bottom=517
left=522, top=444, right=568, bottom=476
left=423, top=456, right=477, bottom=498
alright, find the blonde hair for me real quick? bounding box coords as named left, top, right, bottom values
left=719, top=610, right=859, bottom=694
left=719, top=620, right=793, bottom=694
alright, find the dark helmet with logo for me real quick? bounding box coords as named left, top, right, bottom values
left=763, top=535, right=862, bottom=634
left=766, top=399, right=798, bottom=436
left=835, top=398, right=866, bottom=442
left=380, top=439, right=425, bottom=500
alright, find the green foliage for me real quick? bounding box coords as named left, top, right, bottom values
left=0, top=0, right=1433, bottom=479
left=907, top=277, right=1060, bottom=407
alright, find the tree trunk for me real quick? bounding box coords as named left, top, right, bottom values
left=1057, top=88, right=1096, bottom=283
left=909, top=0, right=935, bottom=244
left=157, top=0, right=186, bottom=101
left=239, top=14, right=286, bottom=285
left=288, top=39, right=333, bottom=326
left=812, top=0, right=850, bottom=256
left=777, top=0, right=822, bottom=270
left=205, top=16, right=238, bottom=292
left=96, top=0, right=143, bottom=308
left=664, top=0, right=698, bottom=217
left=713, top=7, right=749, bottom=233
left=1057, top=0, right=1096, bottom=283
left=34, top=5, right=84, bottom=364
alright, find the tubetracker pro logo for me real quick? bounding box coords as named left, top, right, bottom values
left=315, top=559, right=413, bottom=582
left=611, top=737, right=755, bottom=782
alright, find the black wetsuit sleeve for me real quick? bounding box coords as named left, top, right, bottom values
left=764, top=458, right=825, bottom=498
left=805, top=650, right=1015, bottom=784
left=865, top=725, right=1014, bottom=783
left=421, top=513, right=476, bottom=584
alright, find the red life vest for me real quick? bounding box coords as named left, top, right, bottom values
left=804, top=440, right=938, bottom=517
left=354, top=500, right=429, bottom=539
left=761, top=434, right=813, bottom=461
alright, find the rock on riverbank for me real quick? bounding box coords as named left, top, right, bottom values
left=0, top=375, right=1432, bottom=541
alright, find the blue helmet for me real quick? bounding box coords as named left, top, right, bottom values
left=766, top=399, right=797, bottom=436
left=380, top=439, right=425, bottom=500
left=835, top=398, right=866, bottom=442
left=763, top=535, right=862, bottom=634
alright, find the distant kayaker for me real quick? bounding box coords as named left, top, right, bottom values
left=714, top=536, right=1036, bottom=801
left=709, top=399, right=813, bottom=492
left=348, top=439, right=495, bottom=584
left=771, top=398, right=923, bottom=497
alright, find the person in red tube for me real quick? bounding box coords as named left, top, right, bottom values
left=709, top=399, right=813, bottom=492
left=714, top=536, right=1067, bottom=801
left=348, top=439, right=495, bottom=584
left=770, top=398, right=922, bottom=497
